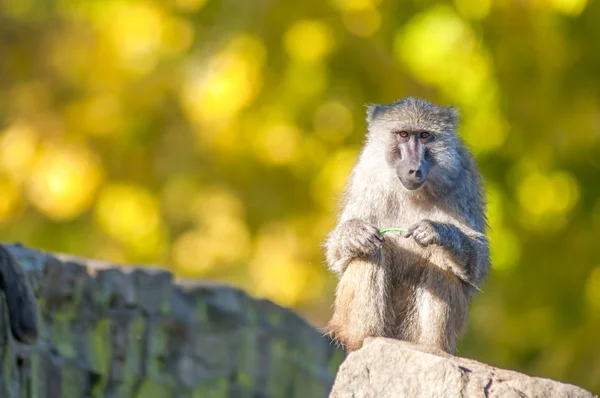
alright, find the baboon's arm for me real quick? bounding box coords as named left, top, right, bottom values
left=324, top=231, right=345, bottom=275
left=0, top=245, right=39, bottom=344
left=325, top=218, right=382, bottom=275
left=325, top=220, right=362, bottom=275
left=433, top=222, right=490, bottom=288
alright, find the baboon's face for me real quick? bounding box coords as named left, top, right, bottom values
left=389, top=129, right=434, bottom=191
left=367, top=98, right=459, bottom=194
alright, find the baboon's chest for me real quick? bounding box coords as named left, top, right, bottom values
left=375, top=195, right=462, bottom=275
left=381, top=214, right=454, bottom=274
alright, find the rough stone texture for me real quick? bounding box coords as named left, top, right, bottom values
left=0, top=243, right=345, bottom=398
left=330, top=338, right=596, bottom=398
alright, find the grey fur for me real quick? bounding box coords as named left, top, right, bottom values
left=324, top=97, right=490, bottom=353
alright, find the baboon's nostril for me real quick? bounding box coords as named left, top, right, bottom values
left=415, top=170, right=422, bottom=179
left=409, top=169, right=415, bottom=175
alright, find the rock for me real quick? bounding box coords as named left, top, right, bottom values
left=330, top=338, right=596, bottom=398
left=0, top=243, right=345, bottom=397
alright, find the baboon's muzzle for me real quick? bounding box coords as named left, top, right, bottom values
left=397, top=138, right=429, bottom=190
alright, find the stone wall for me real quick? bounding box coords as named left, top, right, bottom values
left=0, top=243, right=345, bottom=398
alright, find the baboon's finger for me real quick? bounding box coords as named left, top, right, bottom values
left=353, top=236, right=370, bottom=253
left=366, top=237, right=381, bottom=251
left=374, top=232, right=384, bottom=242
left=365, top=224, right=381, bottom=236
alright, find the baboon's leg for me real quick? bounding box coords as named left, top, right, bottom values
left=327, top=253, right=395, bottom=352
left=412, top=268, right=469, bottom=354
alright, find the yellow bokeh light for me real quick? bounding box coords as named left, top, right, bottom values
left=66, top=94, right=124, bottom=136
left=161, top=175, right=201, bottom=224
left=103, top=2, right=165, bottom=72
left=342, top=8, right=382, bottom=37
left=95, top=183, right=165, bottom=258
left=461, top=109, right=508, bottom=154
left=585, top=266, right=600, bottom=310
left=93, top=242, right=127, bottom=264
left=210, top=121, right=247, bottom=154
left=172, top=230, right=214, bottom=273
left=204, top=215, right=250, bottom=259
left=550, top=171, right=581, bottom=212
left=485, top=183, right=504, bottom=229
left=173, top=186, right=250, bottom=274
left=190, top=185, right=246, bottom=223
left=490, top=227, right=521, bottom=271
left=172, top=0, right=208, bottom=12
left=252, top=123, right=302, bottom=165
left=302, top=136, right=329, bottom=167
left=517, top=171, right=579, bottom=217
left=454, top=0, right=491, bottom=20
left=284, top=61, right=328, bottom=97
left=27, top=143, right=104, bottom=221
left=517, top=174, right=554, bottom=216
left=251, top=223, right=300, bottom=266
left=0, top=175, right=21, bottom=222
left=331, top=0, right=383, bottom=11
left=0, top=123, right=39, bottom=180
left=249, top=223, right=325, bottom=306
left=172, top=218, right=250, bottom=274
left=395, top=7, right=470, bottom=85
left=451, top=57, right=491, bottom=104
left=251, top=260, right=322, bottom=307
left=284, top=20, right=334, bottom=62
left=515, top=170, right=580, bottom=233
left=181, top=35, right=265, bottom=124
left=297, top=212, right=337, bottom=250
left=549, top=0, right=587, bottom=16
left=312, top=147, right=359, bottom=210
left=161, top=16, right=195, bottom=57
left=314, top=101, right=354, bottom=143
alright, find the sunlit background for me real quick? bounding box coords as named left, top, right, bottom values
left=0, top=0, right=599, bottom=392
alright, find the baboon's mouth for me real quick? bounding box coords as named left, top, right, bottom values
left=399, top=178, right=426, bottom=191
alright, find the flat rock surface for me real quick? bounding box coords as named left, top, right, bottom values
left=330, top=338, right=596, bottom=398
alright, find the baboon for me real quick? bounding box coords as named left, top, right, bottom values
left=0, top=245, right=39, bottom=344
left=324, top=97, right=489, bottom=354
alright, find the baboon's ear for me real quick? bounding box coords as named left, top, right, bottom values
left=366, top=104, right=383, bottom=124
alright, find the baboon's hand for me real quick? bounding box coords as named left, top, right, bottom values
left=404, top=220, right=442, bottom=247
left=340, top=219, right=383, bottom=258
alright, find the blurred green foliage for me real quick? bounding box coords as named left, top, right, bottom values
left=0, top=0, right=599, bottom=392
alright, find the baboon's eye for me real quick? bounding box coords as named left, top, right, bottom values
left=397, top=131, right=409, bottom=138
left=420, top=132, right=430, bottom=139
